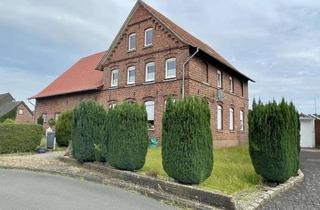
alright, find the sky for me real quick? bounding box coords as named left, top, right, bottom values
left=0, top=0, right=319, bottom=113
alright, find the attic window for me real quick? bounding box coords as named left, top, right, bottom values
left=144, top=28, right=153, bottom=47
left=128, top=33, right=136, bottom=51
left=18, top=109, right=23, bottom=115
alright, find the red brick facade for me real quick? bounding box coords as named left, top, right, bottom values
left=15, top=103, right=33, bottom=124
left=34, top=2, right=251, bottom=147
left=316, top=120, right=320, bottom=148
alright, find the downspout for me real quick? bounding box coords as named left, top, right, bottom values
left=182, top=47, right=199, bottom=98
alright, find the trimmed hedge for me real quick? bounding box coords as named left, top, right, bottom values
left=56, top=110, right=73, bottom=147
left=162, top=96, right=213, bottom=184
left=0, top=124, right=42, bottom=154
left=72, top=101, right=107, bottom=162
left=249, top=99, right=300, bottom=183
left=105, top=102, right=148, bottom=171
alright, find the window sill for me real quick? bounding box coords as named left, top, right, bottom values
left=202, top=82, right=210, bottom=86
left=108, top=86, right=118, bottom=90
left=143, top=81, right=155, bottom=85
left=126, top=84, right=136, bottom=87
left=229, top=130, right=236, bottom=133
left=128, top=49, right=136, bottom=53
left=148, top=128, right=155, bottom=131
left=163, top=78, right=177, bottom=82
left=144, top=44, right=153, bottom=49
left=216, top=130, right=224, bottom=133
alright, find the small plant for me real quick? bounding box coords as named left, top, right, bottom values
left=55, top=110, right=73, bottom=147
left=48, top=118, right=55, bottom=127
left=249, top=98, right=300, bottom=183
left=162, top=96, right=213, bottom=184
left=94, top=144, right=103, bottom=162
left=37, top=116, right=44, bottom=125
left=2, top=119, right=15, bottom=124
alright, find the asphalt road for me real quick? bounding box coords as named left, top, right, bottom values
left=0, top=169, right=176, bottom=210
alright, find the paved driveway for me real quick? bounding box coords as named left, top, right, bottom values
left=259, top=150, right=320, bottom=210
left=0, top=169, right=175, bottom=210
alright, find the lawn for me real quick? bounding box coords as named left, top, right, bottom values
left=139, top=144, right=260, bottom=195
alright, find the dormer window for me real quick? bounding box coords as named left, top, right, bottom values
left=128, top=33, right=136, bottom=51
left=144, top=28, right=153, bottom=47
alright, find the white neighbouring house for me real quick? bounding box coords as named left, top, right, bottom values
left=299, top=113, right=319, bottom=148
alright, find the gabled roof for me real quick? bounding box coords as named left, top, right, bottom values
left=31, top=51, right=105, bottom=99
left=0, top=101, right=20, bottom=118
left=97, top=0, right=253, bottom=82
left=0, top=93, right=14, bottom=106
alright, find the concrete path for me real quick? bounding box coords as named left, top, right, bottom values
left=0, top=169, right=176, bottom=210
left=259, top=150, right=320, bottom=210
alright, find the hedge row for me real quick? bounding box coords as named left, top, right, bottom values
left=162, top=96, right=213, bottom=184
left=249, top=99, right=300, bottom=183
left=0, top=124, right=42, bottom=154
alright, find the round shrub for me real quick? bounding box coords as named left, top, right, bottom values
left=72, top=101, right=107, bottom=162
left=249, top=98, right=300, bottom=183
left=37, top=116, right=44, bottom=125
left=162, top=96, right=213, bottom=184
left=106, top=102, right=148, bottom=171
left=55, top=110, right=73, bottom=147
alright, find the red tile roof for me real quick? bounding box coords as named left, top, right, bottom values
left=31, top=51, right=105, bottom=99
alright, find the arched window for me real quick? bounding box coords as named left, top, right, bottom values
left=144, top=28, right=153, bottom=47
left=109, top=102, right=117, bottom=109
left=145, top=101, right=155, bottom=129
left=229, top=77, right=234, bottom=93
left=229, top=107, right=234, bottom=130
left=165, top=58, right=176, bottom=79
left=217, top=105, right=223, bottom=130
left=217, top=70, right=222, bottom=88
left=145, top=62, right=155, bottom=82
left=240, top=110, right=244, bottom=131
left=127, top=66, right=135, bottom=85
left=111, top=69, right=119, bottom=87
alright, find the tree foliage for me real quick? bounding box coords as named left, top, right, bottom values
left=249, top=98, right=300, bottom=183
left=162, top=96, right=213, bottom=184
left=72, top=101, right=107, bottom=162
left=105, top=102, right=148, bottom=171
left=55, top=110, right=73, bottom=147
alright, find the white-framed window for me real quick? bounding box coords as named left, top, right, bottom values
left=144, top=28, right=153, bottom=47
left=145, top=101, right=155, bottom=129
left=217, top=105, right=223, bottom=130
left=229, top=108, right=234, bottom=130
left=229, top=77, right=234, bottom=93
left=111, top=69, right=119, bottom=87
left=217, top=70, right=222, bottom=88
left=42, top=113, right=47, bottom=123
left=127, top=66, right=135, bottom=85
left=145, top=62, right=155, bottom=82
left=165, top=58, right=176, bottom=79
left=55, top=112, right=60, bottom=121
left=109, top=103, right=117, bottom=109
left=128, top=33, right=136, bottom=51
left=240, top=110, right=244, bottom=131
left=18, top=109, right=23, bottom=115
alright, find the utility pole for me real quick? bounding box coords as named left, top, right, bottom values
left=315, top=97, right=317, bottom=115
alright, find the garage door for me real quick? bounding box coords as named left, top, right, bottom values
left=300, top=119, right=315, bottom=148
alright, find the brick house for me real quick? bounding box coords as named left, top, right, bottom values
left=32, top=0, right=253, bottom=147
left=0, top=93, right=33, bottom=123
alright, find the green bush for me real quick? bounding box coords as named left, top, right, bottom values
left=55, top=110, right=73, bottom=147
left=94, top=144, right=102, bottom=162
left=2, top=119, right=15, bottom=124
left=72, top=101, right=107, bottom=162
left=105, top=102, right=148, bottom=171
left=0, top=124, right=42, bottom=154
left=162, top=96, right=213, bottom=184
left=249, top=98, right=300, bottom=183
left=0, top=107, right=17, bottom=123
left=48, top=118, right=55, bottom=127
left=37, top=116, right=44, bottom=125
